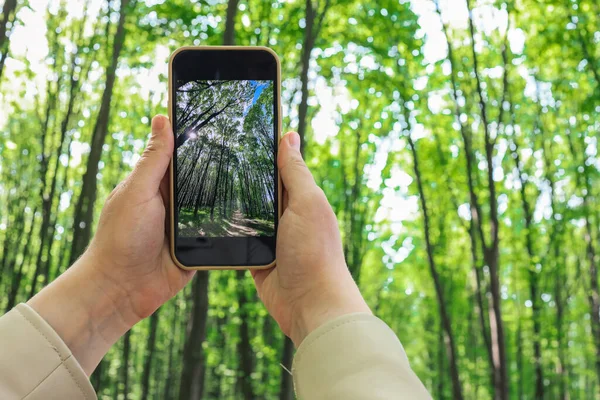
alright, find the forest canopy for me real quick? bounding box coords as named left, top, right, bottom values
left=0, top=0, right=599, bottom=399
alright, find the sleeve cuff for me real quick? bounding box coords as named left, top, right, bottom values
left=291, top=312, right=431, bottom=400
left=0, top=303, right=96, bottom=399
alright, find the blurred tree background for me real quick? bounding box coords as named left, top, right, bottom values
left=0, top=0, right=599, bottom=399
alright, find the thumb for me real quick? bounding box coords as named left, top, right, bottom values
left=278, top=132, right=317, bottom=199
left=131, top=115, right=174, bottom=194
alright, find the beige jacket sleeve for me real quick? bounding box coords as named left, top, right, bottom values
left=0, top=304, right=96, bottom=400
left=292, top=313, right=431, bottom=400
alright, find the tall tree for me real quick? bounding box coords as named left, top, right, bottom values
left=120, top=330, right=132, bottom=399
left=141, top=310, right=160, bottom=399
left=297, top=0, right=331, bottom=154
left=0, top=0, right=17, bottom=84
left=405, top=101, right=464, bottom=399
left=236, top=270, right=255, bottom=400
left=223, top=0, right=240, bottom=46
left=179, top=272, right=210, bottom=400
left=70, top=0, right=133, bottom=264
left=464, top=1, right=509, bottom=396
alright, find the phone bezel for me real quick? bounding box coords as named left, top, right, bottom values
left=168, top=46, right=282, bottom=270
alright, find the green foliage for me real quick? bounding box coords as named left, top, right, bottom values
left=1, top=0, right=600, bottom=399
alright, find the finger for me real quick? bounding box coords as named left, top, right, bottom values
left=130, top=115, right=174, bottom=195
left=278, top=132, right=317, bottom=199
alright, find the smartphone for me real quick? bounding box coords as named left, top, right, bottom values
left=168, top=46, right=281, bottom=270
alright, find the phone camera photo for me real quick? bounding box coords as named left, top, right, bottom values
left=175, top=80, right=276, bottom=238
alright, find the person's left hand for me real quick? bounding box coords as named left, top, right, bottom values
left=28, top=115, right=193, bottom=375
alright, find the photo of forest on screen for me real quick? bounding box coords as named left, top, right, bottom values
left=175, top=80, right=276, bottom=238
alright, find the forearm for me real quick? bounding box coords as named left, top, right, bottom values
left=27, top=251, right=140, bottom=376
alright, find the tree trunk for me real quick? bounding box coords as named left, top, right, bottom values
left=91, top=358, right=104, bottom=392
left=279, top=0, right=329, bottom=378
left=279, top=337, right=295, bottom=400
left=120, top=330, right=131, bottom=399
left=509, top=135, right=544, bottom=398
left=5, top=208, right=37, bottom=312
left=223, top=0, right=239, bottom=46
left=179, top=272, right=210, bottom=400
left=437, top=321, right=446, bottom=399
left=222, top=148, right=231, bottom=218
left=407, top=132, right=464, bottom=400
left=236, top=270, right=255, bottom=400
left=164, top=304, right=180, bottom=400
left=542, top=133, right=569, bottom=400
left=210, top=133, right=227, bottom=220
left=465, top=2, right=508, bottom=397
left=297, top=0, right=316, bottom=154
left=191, top=148, right=215, bottom=217
left=70, top=0, right=132, bottom=265
left=566, top=129, right=600, bottom=389
left=0, top=40, right=9, bottom=84
left=175, top=100, right=234, bottom=149
left=141, top=309, right=160, bottom=399
left=0, top=0, right=17, bottom=53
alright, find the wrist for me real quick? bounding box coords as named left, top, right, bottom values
left=27, top=251, right=140, bottom=376
left=290, top=279, right=371, bottom=347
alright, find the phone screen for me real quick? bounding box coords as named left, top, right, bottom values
left=171, top=49, right=279, bottom=267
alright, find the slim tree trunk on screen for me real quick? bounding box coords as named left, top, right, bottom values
left=179, top=271, right=210, bottom=400
left=210, top=130, right=227, bottom=220
left=222, top=149, right=231, bottom=218
left=192, top=148, right=215, bottom=217
left=70, top=0, right=132, bottom=265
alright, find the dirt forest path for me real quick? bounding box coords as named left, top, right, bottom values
left=178, top=209, right=273, bottom=237
left=224, top=210, right=272, bottom=236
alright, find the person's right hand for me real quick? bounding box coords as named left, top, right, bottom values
left=252, top=131, right=371, bottom=347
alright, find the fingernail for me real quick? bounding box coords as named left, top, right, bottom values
left=288, top=132, right=300, bottom=151
left=152, top=116, right=165, bottom=131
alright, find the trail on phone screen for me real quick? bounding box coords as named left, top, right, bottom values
left=178, top=210, right=273, bottom=237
